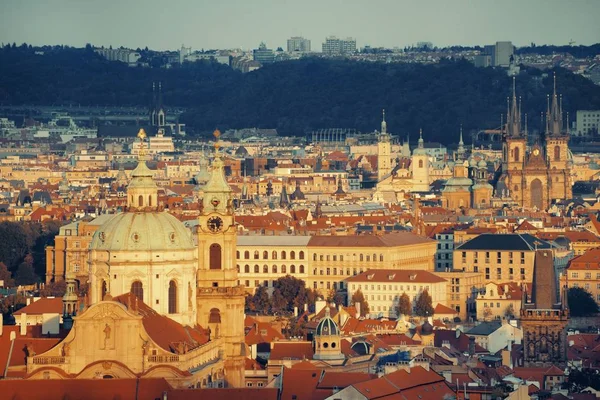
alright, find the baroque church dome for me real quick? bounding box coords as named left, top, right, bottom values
left=90, top=212, right=195, bottom=252
left=315, top=309, right=340, bottom=336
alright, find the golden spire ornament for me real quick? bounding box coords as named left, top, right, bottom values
left=137, top=128, right=148, bottom=159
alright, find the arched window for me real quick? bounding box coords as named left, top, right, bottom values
left=254, top=251, right=259, bottom=260
left=320, top=255, right=324, bottom=261
left=282, top=251, right=287, bottom=260
left=554, top=145, right=560, bottom=161
left=290, top=265, right=295, bottom=273
left=210, top=244, right=222, bottom=270
left=263, top=265, right=268, bottom=273
left=290, top=251, right=296, bottom=260
left=272, top=251, right=277, bottom=260
left=209, top=308, right=221, bottom=323
left=236, top=251, right=240, bottom=259
left=148, top=196, right=153, bottom=207
left=254, top=265, right=259, bottom=273
left=101, top=280, right=107, bottom=300
left=380, top=254, right=384, bottom=262
left=244, top=251, right=250, bottom=259
left=360, top=254, right=364, bottom=262
left=299, top=265, right=305, bottom=274
left=131, top=281, right=143, bottom=301
left=514, top=184, right=519, bottom=192
left=263, top=251, right=268, bottom=259
left=313, top=254, right=317, bottom=261
left=281, top=265, right=287, bottom=274
left=366, top=255, right=370, bottom=262
left=138, top=195, right=144, bottom=207
left=418, top=160, right=423, bottom=168
left=299, top=251, right=305, bottom=260
left=168, top=280, right=177, bottom=314
left=272, top=265, right=277, bottom=273
left=373, top=253, right=377, bottom=262
left=514, top=147, right=520, bottom=162
left=245, top=265, right=250, bottom=273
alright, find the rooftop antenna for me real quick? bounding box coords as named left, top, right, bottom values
left=566, top=112, right=570, bottom=135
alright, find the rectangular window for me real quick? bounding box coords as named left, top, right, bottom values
left=586, top=273, right=592, bottom=279
left=572, top=272, right=579, bottom=279
left=485, top=268, right=490, bottom=280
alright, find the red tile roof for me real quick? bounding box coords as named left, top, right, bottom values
left=14, top=297, right=63, bottom=316
left=347, top=269, right=446, bottom=284
left=308, top=232, right=433, bottom=247
left=0, top=377, right=172, bottom=399
left=270, top=341, right=314, bottom=360
left=113, top=293, right=209, bottom=353
left=167, top=388, right=279, bottom=400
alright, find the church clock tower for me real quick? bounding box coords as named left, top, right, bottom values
left=196, top=130, right=245, bottom=388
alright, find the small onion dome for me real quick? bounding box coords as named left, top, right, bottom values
left=478, top=160, right=487, bottom=169
left=351, top=340, right=371, bottom=356
left=421, top=320, right=433, bottom=336
left=315, top=313, right=339, bottom=336
left=469, top=157, right=478, bottom=168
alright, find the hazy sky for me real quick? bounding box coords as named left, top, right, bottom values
left=1, top=0, right=599, bottom=51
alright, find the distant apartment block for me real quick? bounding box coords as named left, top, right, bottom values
left=94, top=47, right=141, bottom=64
left=253, top=42, right=275, bottom=64
left=576, top=110, right=600, bottom=137
left=287, top=36, right=311, bottom=53
left=179, top=45, right=230, bottom=66
left=479, top=41, right=514, bottom=67
left=322, top=36, right=357, bottom=55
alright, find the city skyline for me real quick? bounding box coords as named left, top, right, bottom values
left=1, top=0, right=599, bottom=51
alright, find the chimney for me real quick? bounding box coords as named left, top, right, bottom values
left=304, top=303, right=308, bottom=312
left=294, top=306, right=298, bottom=317
left=502, top=340, right=513, bottom=368
left=20, top=313, right=27, bottom=336
left=468, top=336, right=475, bottom=356
left=315, top=299, right=326, bottom=315
left=355, top=302, right=361, bottom=318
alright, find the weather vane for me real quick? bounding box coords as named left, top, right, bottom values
left=213, top=129, right=221, bottom=154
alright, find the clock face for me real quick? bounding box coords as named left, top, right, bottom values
left=207, top=216, right=223, bottom=233
left=533, top=149, right=540, bottom=156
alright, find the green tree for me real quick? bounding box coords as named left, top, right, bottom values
left=568, top=287, right=599, bottom=317
left=270, top=288, right=287, bottom=313
left=40, top=280, right=66, bottom=297
left=351, top=289, right=370, bottom=317
left=245, top=285, right=270, bottom=313
left=415, top=289, right=434, bottom=317
left=0, top=262, right=15, bottom=287
left=272, top=275, right=316, bottom=313
left=397, top=292, right=412, bottom=316
left=15, top=254, right=38, bottom=285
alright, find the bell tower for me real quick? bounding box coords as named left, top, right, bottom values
left=545, top=73, right=572, bottom=202
left=196, top=129, right=245, bottom=388
left=377, top=109, right=392, bottom=182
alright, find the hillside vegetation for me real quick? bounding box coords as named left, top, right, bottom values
left=1, top=45, right=600, bottom=143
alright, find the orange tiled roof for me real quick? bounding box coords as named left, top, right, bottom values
left=14, top=297, right=63, bottom=315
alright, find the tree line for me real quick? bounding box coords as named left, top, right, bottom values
left=2, top=45, right=600, bottom=143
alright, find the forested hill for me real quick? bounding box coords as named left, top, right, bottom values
left=1, top=45, right=600, bottom=144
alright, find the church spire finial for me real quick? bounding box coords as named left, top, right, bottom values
left=381, top=109, right=387, bottom=134
left=137, top=128, right=147, bottom=160
left=459, top=124, right=464, bottom=145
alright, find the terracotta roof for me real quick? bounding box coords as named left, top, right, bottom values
left=347, top=269, right=446, bottom=284
left=434, top=303, right=458, bottom=315
left=350, top=366, right=454, bottom=399
left=167, top=388, right=279, bottom=400
left=113, top=293, right=209, bottom=353
left=308, top=232, right=433, bottom=247
left=14, top=297, right=63, bottom=316
left=0, top=377, right=172, bottom=399
left=270, top=341, right=314, bottom=360
left=244, top=316, right=285, bottom=346
left=567, top=248, right=600, bottom=270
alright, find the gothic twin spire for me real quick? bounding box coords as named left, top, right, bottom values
left=506, top=73, right=566, bottom=138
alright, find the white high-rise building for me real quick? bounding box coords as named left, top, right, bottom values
left=322, top=36, right=356, bottom=55
left=287, top=36, right=311, bottom=53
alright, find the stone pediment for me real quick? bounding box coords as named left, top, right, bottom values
left=81, top=301, right=139, bottom=321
